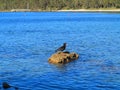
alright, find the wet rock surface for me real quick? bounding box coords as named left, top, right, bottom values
left=48, top=52, right=79, bottom=64
left=2, top=82, right=18, bottom=90
left=2, top=82, right=11, bottom=89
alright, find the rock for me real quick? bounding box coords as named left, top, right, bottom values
left=48, top=52, right=79, bottom=64
left=2, top=82, right=19, bottom=90
left=2, top=82, right=11, bottom=89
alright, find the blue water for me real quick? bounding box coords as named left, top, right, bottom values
left=0, top=12, right=120, bottom=90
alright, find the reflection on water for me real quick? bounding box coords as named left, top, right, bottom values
left=0, top=12, right=120, bottom=90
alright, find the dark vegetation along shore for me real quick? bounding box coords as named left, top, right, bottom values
left=0, top=0, right=120, bottom=11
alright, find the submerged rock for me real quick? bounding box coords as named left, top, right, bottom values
left=2, top=82, right=11, bottom=89
left=2, top=82, right=18, bottom=90
left=48, top=52, right=79, bottom=64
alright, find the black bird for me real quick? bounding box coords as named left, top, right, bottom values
left=55, top=43, right=66, bottom=52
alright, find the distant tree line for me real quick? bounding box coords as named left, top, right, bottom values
left=0, top=0, right=120, bottom=11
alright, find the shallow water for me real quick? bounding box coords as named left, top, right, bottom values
left=0, top=12, right=120, bottom=90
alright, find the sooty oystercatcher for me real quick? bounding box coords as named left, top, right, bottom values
left=55, top=43, right=66, bottom=52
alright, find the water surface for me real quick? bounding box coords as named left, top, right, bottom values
left=0, top=12, right=120, bottom=90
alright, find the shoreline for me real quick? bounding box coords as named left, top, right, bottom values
left=57, top=9, right=120, bottom=12
left=0, top=9, right=120, bottom=12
